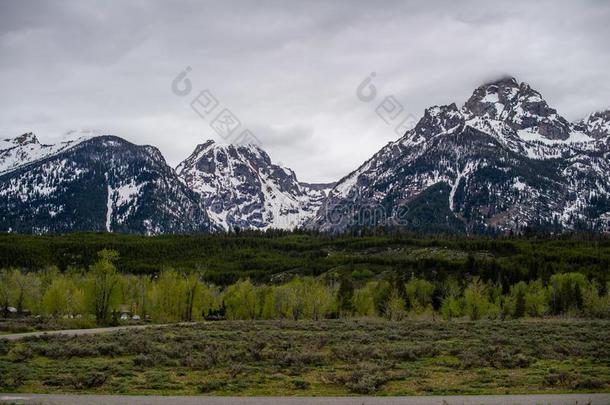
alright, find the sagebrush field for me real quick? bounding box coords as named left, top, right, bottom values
left=1, top=320, right=609, bottom=395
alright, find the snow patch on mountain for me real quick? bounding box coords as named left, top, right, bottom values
left=177, top=140, right=332, bottom=231
left=0, top=132, right=92, bottom=175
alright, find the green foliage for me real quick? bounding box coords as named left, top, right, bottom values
left=3, top=263, right=608, bottom=323
left=0, top=268, right=14, bottom=317
left=549, top=272, right=588, bottom=314
left=297, top=277, right=335, bottom=320
left=200, top=283, right=222, bottom=318
left=582, top=280, right=610, bottom=318
left=227, top=277, right=336, bottom=321
left=405, top=276, right=434, bottom=313
left=85, top=249, right=120, bottom=324
left=223, top=279, right=257, bottom=320
left=384, top=289, right=407, bottom=321
left=1, top=237, right=609, bottom=324
left=439, top=276, right=463, bottom=320
left=504, top=281, right=527, bottom=318
left=351, top=268, right=374, bottom=280
left=149, top=269, right=187, bottom=322
left=463, top=277, right=494, bottom=320
left=11, top=270, right=37, bottom=314
left=440, top=297, right=462, bottom=320
left=524, top=279, right=548, bottom=317
left=42, top=276, right=83, bottom=317
left=2, top=232, right=609, bottom=288
left=352, top=282, right=377, bottom=317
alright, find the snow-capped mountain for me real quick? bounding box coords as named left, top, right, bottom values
left=0, top=133, right=92, bottom=175
left=311, top=77, right=610, bottom=233
left=2, top=76, right=609, bottom=235
left=574, top=110, right=610, bottom=139
left=0, top=134, right=215, bottom=234
left=176, top=140, right=333, bottom=230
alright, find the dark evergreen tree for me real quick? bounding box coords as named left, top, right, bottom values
left=337, top=276, right=354, bottom=315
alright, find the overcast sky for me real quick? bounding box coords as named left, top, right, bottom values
left=1, top=0, right=609, bottom=182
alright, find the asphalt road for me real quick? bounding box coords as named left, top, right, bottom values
left=1, top=394, right=609, bottom=405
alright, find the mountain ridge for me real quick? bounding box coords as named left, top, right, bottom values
left=176, top=139, right=332, bottom=231
left=2, top=76, right=610, bottom=234
left=0, top=135, right=215, bottom=234
left=311, top=76, right=610, bottom=233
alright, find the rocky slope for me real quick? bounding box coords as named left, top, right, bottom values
left=176, top=140, right=332, bottom=230
left=311, top=77, right=610, bottom=234
left=0, top=134, right=215, bottom=234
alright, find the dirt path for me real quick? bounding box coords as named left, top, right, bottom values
left=0, top=323, right=180, bottom=341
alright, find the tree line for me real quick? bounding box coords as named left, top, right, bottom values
left=1, top=250, right=608, bottom=325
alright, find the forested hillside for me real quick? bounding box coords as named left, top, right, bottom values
left=1, top=232, right=609, bottom=331
left=0, top=232, right=608, bottom=285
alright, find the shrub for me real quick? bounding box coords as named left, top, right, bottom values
left=142, top=371, right=180, bottom=390
left=43, top=374, right=72, bottom=387
left=133, top=353, right=174, bottom=367
left=7, top=344, right=33, bottom=362
left=459, top=348, right=489, bottom=369
left=330, top=362, right=389, bottom=394
left=199, top=379, right=227, bottom=393
left=573, top=376, right=605, bottom=390
left=181, top=354, right=215, bottom=370
left=39, top=341, right=99, bottom=359
left=2, top=365, right=27, bottom=388
left=544, top=370, right=576, bottom=387
left=347, top=373, right=385, bottom=394
left=331, top=344, right=369, bottom=362
left=390, top=345, right=438, bottom=361
left=269, top=349, right=326, bottom=369
left=291, top=379, right=310, bottom=390
left=71, top=372, right=107, bottom=389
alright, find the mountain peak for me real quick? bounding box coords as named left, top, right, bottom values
left=192, top=139, right=265, bottom=155
left=189, top=139, right=217, bottom=157
left=2, top=132, right=39, bottom=148
left=482, top=75, right=519, bottom=88
left=464, top=76, right=571, bottom=140
left=177, top=140, right=327, bottom=231
left=1, top=132, right=93, bottom=175
left=16, top=132, right=39, bottom=145
left=574, top=109, right=610, bottom=139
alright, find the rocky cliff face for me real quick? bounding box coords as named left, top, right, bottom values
left=574, top=110, right=610, bottom=139
left=311, top=77, right=610, bottom=234
left=176, top=140, right=332, bottom=230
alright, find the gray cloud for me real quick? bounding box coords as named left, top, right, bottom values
left=1, top=0, right=609, bottom=182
